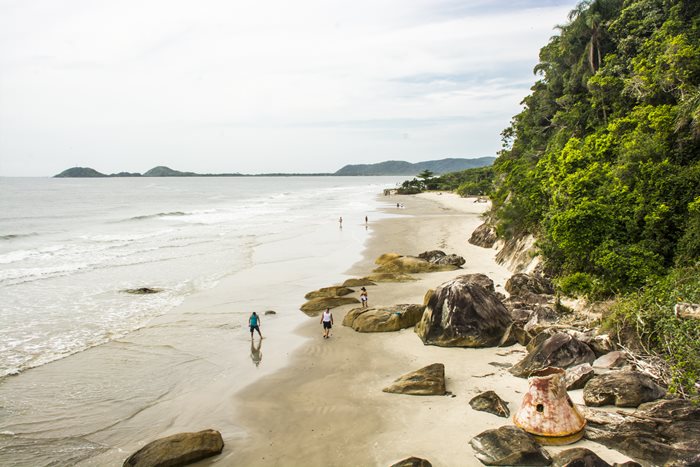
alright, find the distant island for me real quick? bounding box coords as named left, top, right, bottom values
left=54, top=157, right=495, bottom=178
left=333, top=157, right=495, bottom=176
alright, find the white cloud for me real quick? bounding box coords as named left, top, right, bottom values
left=0, top=0, right=578, bottom=175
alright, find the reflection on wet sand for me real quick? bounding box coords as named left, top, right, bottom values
left=250, top=339, right=262, bottom=368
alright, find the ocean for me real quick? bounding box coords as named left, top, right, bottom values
left=0, top=176, right=403, bottom=465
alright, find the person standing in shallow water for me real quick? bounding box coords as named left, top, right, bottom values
left=320, top=308, right=333, bottom=338
left=249, top=311, right=262, bottom=339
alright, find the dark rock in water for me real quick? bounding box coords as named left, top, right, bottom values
left=123, top=429, right=224, bottom=467
left=390, top=456, right=433, bottom=467
left=469, top=222, right=497, bottom=248
left=551, top=447, right=611, bottom=467
left=123, top=287, right=163, bottom=294
left=300, top=296, right=360, bottom=315
left=342, top=278, right=376, bottom=287
left=264, top=310, right=277, bottom=315
left=415, top=276, right=512, bottom=348
left=343, top=304, right=425, bottom=332
left=469, top=425, right=552, bottom=466
left=565, top=363, right=595, bottom=390
left=510, top=333, right=595, bottom=377
left=304, top=286, right=355, bottom=299
left=383, top=363, right=446, bottom=396
left=581, top=399, right=700, bottom=466
left=469, top=391, right=510, bottom=418
left=592, top=351, right=627, bottom=369
left=583, top=371, right=666, bottom=407
left=459, top=273, right=496, bottom=292
left=505, top=273, right=554, bottom=296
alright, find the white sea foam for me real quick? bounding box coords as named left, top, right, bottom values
left=0, top=176, right=403, bottom=377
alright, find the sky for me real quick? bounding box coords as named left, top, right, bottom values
left=0, top=0, right=579, bottom=176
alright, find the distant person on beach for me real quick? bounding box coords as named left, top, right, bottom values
left=397, top=203, right=400, bottom=208
left=339, top=216, right=343, bottom=228
left=249, top=311, right=262, bottom=339
left=360, top=287, right=368, bottom=308
left=365, top=215, right=368, bottom=224
left=250, top=338, right=262, bottom=367
left=320, top=308, right=333, bottom=338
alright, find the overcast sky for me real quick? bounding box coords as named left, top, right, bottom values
left=0, top=0, right=578, bottom=176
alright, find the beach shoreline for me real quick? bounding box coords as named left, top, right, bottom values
left=219, top=192, right=633, bottom=466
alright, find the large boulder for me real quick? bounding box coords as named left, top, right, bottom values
left=417, top=250, right=466, bottom=267
left=523, top=307, right=559, bottom=335
left=342, top=278, right=376, bottom=287
left=300, top=296, right=360, bottom=315
left=510, top=333, right=596, bottom=377
left=583, top=371, right=666, bottom=408
left=373, top=255, right=459, bottom=274
left=565, top=363, right=595, bottom=390
left=365, top=272, right=417, bottom=283
left=469, top=391, right=510, bottom=418
left=458, top=273, right=495, bottom=292
left=592, top=351, right=627, bottom=369
left=123, top=429, right=224, bottom=467
left=415, top=276, right=512, bottom=348
left=343, top=304, right=425, bottom=332
left=390, top=457, right=433, bottom=467
left=582, top=399, right=700, bottom=466
left=469, top=222, right=497, bottom=248
left=551, top=448, right=611, bottom=467
left=417, top=250, right=447, bottom=262
left=505, top=273, right=554, bottom=296
left=469, top=425, right=552, bottom=466
left=304, top=286, right=354, bottom=300
left=383, top=363, right=446, bottom=396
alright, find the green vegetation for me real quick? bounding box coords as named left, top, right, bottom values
left=480, top=0, right=700, bottom=396
left=490, top=0, right=700, bottom=296
left=398, top=166, right=495, bottom=194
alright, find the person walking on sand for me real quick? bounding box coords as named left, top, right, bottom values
left=320, top=308, right=333, bottom=338
left=339, top=216, right=343, bottom=228
left=360, top=287, right=368, bottom=308
left=249, top=311, right=262, bottom=339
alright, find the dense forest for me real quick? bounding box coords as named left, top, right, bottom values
left=423, top=0, right=700, bottom=396
left=493, top=0, right=699, bottom=296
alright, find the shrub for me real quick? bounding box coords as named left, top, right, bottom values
left=603, top=264, right=700, bottom=397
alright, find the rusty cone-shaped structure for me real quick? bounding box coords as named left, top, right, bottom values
left=513, top=367, right=586, bottom=445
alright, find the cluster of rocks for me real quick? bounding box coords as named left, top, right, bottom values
left=357, top=263, right=698, bottom=466
left=300, top=251, right=466, bottom=314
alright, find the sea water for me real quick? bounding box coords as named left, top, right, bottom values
left=0, top=176, right=400, bottom=377
left=0, top=176, right=404, bottom=465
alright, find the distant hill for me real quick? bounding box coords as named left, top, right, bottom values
left=54, top=158, right=496, bottom=178
left=54, top=167, right=108, bottom=178
left=333, top=157, right=496, bottom=176
left=142, top=166, right=197, bottom=177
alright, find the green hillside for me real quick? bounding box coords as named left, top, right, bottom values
left=486, top=0, right=700, bottom=395
left=334, top=157, right=495, bottom=175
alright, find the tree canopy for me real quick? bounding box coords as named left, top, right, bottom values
left=490, top=0, right=700, bottom=297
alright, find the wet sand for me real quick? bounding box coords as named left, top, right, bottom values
left=221, top=193, right=633, bottom=466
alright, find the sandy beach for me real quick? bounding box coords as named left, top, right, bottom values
left=216, top=193, right=634, bottom=466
